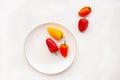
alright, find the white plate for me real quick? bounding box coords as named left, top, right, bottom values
left=24, top=23, right=76, bottom=74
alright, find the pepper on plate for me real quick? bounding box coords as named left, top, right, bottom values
left=47, top=27, right=63, bottom=40
left=46, top=38, right=59, bottom=53
left=60, top=41, right=68, bottom=58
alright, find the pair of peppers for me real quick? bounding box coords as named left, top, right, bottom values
left=46, top=27, right=68, bottom=58
left=78, top=6, right=92, bottom=32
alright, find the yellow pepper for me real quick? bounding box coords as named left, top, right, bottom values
left=47, top=27, right=63, bottom=40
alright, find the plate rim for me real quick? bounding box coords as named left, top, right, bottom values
left=24, top=22, right=77, bottom=74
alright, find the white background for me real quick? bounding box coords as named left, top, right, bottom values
left=0, top=0, right=120, bottom=80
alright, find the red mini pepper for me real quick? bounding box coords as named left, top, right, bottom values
left=78, top=18, right=89, bottom=32
left=46, top=38, right=59, bottom=53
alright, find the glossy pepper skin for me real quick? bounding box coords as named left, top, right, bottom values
left=60, top=41, right=68, bottom=58
left=46, top=38, right=59, bottom=53
left=47, top=27, right=63, bottom=40
left=78, top=18, right=89, bottom=32
left=78, top=6, right=91, bottom=17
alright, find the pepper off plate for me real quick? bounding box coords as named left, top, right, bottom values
left=24, top=23, right=76, bottom=74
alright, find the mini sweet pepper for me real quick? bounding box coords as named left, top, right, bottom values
left=47, top=27, right=63, bottom=40
left=46, top=38, right=59, bottom=53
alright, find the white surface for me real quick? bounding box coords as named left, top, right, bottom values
left=0, top=0, right=120, bottom=80
left=25, top=23, right=76, bottom=74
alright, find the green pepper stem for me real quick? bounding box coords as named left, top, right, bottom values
left=63, top=40, right=66, bottom=45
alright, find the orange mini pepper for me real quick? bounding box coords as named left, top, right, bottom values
left=60, top=41, right=68, bottom=58
left=78, top=6, right=91, bottom=17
